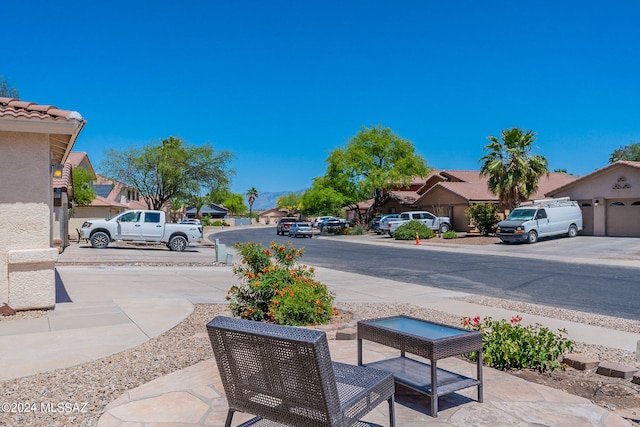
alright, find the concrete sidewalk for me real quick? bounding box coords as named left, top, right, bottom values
left=0, top=235, right=638, bottom=425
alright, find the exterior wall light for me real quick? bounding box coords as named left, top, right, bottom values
left=51, top=164, right=63, bottom=178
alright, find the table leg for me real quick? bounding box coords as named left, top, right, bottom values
left=431, top=359, right=438, bottom=417
left=357, top=338, right=362, bottom=366
left=477, top=348, right=483, bottom=403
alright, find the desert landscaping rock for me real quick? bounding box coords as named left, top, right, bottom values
left=564, top=354, right=601, bottom=370
left=335, top=327, right=357, bottom=340
left=597, top=362, right=639, bottom=379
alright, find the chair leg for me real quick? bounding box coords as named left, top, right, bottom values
left=224, top=409, right=235, bottom=427
left=388, top=395, right=395, bottom=427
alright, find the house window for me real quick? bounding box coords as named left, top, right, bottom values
left=632, top=201, right=640, bottom=206
left=610, top=201, right=625, bottom=206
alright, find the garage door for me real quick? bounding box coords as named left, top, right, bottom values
left=578, top=201, right=593, bottom=235
left=606, top=199, right=640, bottom=237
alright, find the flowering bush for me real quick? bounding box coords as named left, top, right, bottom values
left=227, top=241, right=337, bottom=326
left=461, top=315, right=574, bottom=372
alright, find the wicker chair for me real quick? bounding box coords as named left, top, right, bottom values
left=207, top=316, right=396, bottom=427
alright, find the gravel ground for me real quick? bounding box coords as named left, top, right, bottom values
left=1, top=300, right=639, bottom=427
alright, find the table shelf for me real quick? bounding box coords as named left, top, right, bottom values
left=364, top=356, right=481, bottom=397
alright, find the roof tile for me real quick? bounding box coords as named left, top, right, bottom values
left=0, top=97, right=83, bottom=121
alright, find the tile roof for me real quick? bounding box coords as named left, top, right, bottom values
left=89, top=195, right=127, bottom=208
left=0, top=97, right=84, bottom=121
left=416, top=171, right=579, bottom=203
left=52, top=163, right=73, bottom=192
left=384, top=190, right=419, bottom=204
left=0, top=97, right=86, bottom=164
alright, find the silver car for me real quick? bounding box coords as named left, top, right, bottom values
left=288, top=222, right=313, bottom=238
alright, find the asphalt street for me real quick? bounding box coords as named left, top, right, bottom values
left=213, top=227, right=640, bottom=320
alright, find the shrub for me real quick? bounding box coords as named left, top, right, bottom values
left=349, top=224, right=366, bottom=235
left=227, top=241, right=337, bottom=326
left=394, top=220, right=434, bottom=240
left=465, top=203, right=500, bottom=236
left=460, top=315, right=574, bottom=372
left=442, top=230, right=458, bottom=239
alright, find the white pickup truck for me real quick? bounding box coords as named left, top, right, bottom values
left=80, top=210, right=203, bottom=251
left=384, top=211, right=451, bottom=236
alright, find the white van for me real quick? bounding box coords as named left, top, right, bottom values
left=496, top=198, right=583, bottom=244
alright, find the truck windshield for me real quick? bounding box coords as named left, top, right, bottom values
left=507, top=209, right=536, bottom=221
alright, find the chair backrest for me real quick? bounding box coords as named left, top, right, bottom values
left=207, top=316, right=343, bottom=426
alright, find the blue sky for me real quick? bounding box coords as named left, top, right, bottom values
left=5, top=1, right=640, bottom=194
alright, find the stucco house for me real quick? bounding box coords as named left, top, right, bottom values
left=546, top=161, right=640, bottom=236
left=0, top=97, right=85, bottom=310
left=258, top=207, right=291, bottom=224
left=344, top=176, right=429, bottom=221
left=413, top=170, right=578, bottom=232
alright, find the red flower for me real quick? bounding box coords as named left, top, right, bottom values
left=510, top=315, right=523, bottom=323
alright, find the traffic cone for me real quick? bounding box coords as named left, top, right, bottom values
left=415, top=232, right=420, bottom=245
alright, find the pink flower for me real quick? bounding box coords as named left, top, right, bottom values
left=510, top=315, right=523, bottom=323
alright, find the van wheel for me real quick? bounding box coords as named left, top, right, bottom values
left=527, top=231, right=538, bottom=244
left=568, top=225, right=578, bottom=237
left=439, top=223, right=450, bottom=233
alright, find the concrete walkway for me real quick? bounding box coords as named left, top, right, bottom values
left=0, top=232, right=638, bottom=426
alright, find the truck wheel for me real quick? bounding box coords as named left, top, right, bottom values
left=527, top=230, right=538, bottom=244
left=169, top=235, right=188, bottom=252
left=439, top=223, right=450, bottom=233
left=568, top=225, right=578, bottom=237
left=90, top=232, right=110, bottom=249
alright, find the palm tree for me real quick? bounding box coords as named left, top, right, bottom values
left=246, top=187, right=258, bottom=223
left=480, top=127, right=548, bottom=211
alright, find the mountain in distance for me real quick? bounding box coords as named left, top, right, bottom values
left=251, top=190, right=305, bottom=211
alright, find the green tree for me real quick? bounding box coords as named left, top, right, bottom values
left=0, top=76, right=19, bottom=98
left=277, top=192, right=303, bottom=214
left=300, top=177, right=345, bottom=217
left=101, top=136, right=234, bottom=210
left=72, top=167, right=97, bottom=206
left=480, top=128, right=548, bottom=211
left=609, top=142, right=640, bottom=162
left=323, top=125, right=429, bottom=223
left=222, top=193, right=247, bottom=216
left=246, top=187, right=258, bottom=220
left=206, top=186, right=232, bottom=205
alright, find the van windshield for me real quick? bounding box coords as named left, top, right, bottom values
left=507, top=209, right=536, bottom=221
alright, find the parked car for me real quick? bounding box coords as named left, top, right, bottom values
left=385, top=211, right=451, bottom=236
left=288, top=222, right=313, bottom=238
left=80, top=210, right=202, bottom=251
left=374, top=214, right=401, bottom=234
left=312, top=216, right=336, bottom=228
left=496, top=197, right=583, bottom=244
left=319, top=218, right=347, bottom=232
left=276, top=217, right=298, bottom=235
